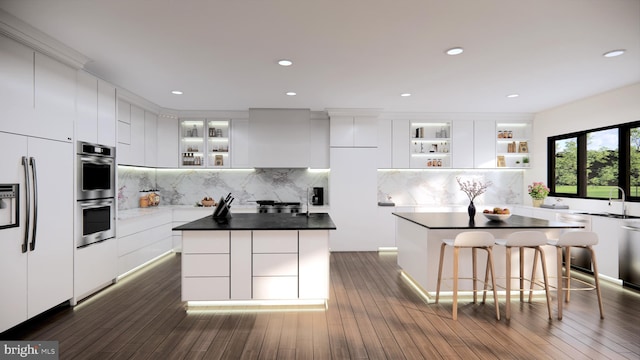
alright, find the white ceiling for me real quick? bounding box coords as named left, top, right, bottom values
left=1, top=0, right=639, bottom=114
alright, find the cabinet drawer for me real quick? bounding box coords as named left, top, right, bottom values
left=253, top=231, right=298, bottom=253
left=253, top=253, right=298, bottom=276
left=182, top=277, right=229, bottom=301
left=183, top=254, right=229, bottom=276
left=253, top=277, right=298, bottom=299
left=182, top=231, right=229, bottom=253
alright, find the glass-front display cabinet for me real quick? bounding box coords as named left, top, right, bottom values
left=206, top=120, right=230, bottom=168
left=180, top=119, right=205, bottom=167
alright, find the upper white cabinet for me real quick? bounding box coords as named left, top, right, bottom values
left=330, top=116, right=378, bottom=147
left=377, top=119, right=392, bottom=168
left=76, top=70, right=116, bottom=146
left=0, top=35, right=74, bottom=143
left=156, top=116, right=179, bottom=168
left=231, top=119, right=250, bottom=168
left=249, top=108, right=310, bottom=168
left=451, top=119, right=473, bottom=168
left=392, top=119, right=410, bottom=168
left=144, top=111, right=157, bottom=167
left=473, top=120, right=496, bottom=168
left=97, top=79, right=117, bottom=146
left=310, top=117, right=330, bottom=168
left=116, top=99, right=159, bottom=167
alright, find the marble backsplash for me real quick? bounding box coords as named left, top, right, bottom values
left=377, top=169, right=523, bottom=207
left=118, top=166, right=523, bottom=210
left=117, top=166, right=329, bottom=210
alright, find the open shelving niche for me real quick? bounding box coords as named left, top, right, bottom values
left=409, top=122, right=451, bottom=168
left=495, top=121, right=531, bottom=168
left=180, top=119, right=231, bottom=168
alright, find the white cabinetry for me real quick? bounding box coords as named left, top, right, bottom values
left=329, top=147, right=378, bottom=251
left=0, top=36, right=74, bottom=143
left=206, top=119, right=230, bottom=168
left=129, top=105, right=146, bottom=166
left=392, top=120, right=410, bottom=168
left=182, top=231, right=230, bottom=300
left=310, top=118, right=330, bottom=168
left=0, top=132, right=73, bottom=333
left=495, top=121, right=532, bottom=168
left=474, top=120, right=496, bottom=168
left=249, top=108, right=311, bottom=167
left=74, top=239, right=117, bottom=301
left=156, top=116, right=179, bottom=167
left=409, top=122, right=451, bottom=168
left=591, top=216, right=621, bottom=279
left=77, top=73, right=116, bottom=146
left=179, top=119, right=232, bottom=168
left=144, top=111, right=157, bottom=167
left=231, top=119, right=249, bottom=168
left=377, top=119, right=392, bottom=168
left=330, top=116, right=378, bottom=147
left=452, top=120, right=474, bottom=168
left=117, top=211, right=172, bottom=276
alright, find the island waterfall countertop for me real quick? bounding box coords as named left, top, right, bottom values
left=392, top=212, right=585, bottom=230
left=173, top=212, right=336, bottom=231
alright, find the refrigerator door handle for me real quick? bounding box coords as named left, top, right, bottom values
left=29, top=157, right=38, bottom=251
left=21, top=156, right=30, bottom=253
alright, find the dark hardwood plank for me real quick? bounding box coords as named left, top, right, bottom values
left=2, top=252, right=640, bottom=359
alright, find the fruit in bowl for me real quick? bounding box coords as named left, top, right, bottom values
left=482, top=207, right=511, bottom=221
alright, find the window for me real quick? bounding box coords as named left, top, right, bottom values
left=548, top=121, right=640, bottom=202
left=553, top=137, right=578, bottom=195
left=586, top=128, right=618, bottom=198
left=631, top=126, right=640, bottom=197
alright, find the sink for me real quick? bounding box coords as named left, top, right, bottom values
left=576, top=212, right=640, bottom=219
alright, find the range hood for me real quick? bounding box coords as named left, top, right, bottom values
left=248, top=108, right=311, bottom=168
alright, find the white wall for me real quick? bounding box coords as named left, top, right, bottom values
left=530, top=82, right=640, bottom=215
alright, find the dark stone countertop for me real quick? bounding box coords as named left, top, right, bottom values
left=393, top=212, right=585, bottom=230
left=173, top=213, right=337, bottom=231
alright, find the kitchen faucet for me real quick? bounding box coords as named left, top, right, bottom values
left=608, top=186, right=626, bottom=217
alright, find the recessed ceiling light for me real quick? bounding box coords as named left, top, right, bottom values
left=400, top=93, right=412, bottom=97
left=445, top=47, right=464, bottom=55
left=603, top=49, right=626, bottom=58
left=171, top=90, right=183, bottom=95
left=278, top=59, right=293, bottom=66
left=506, top=94, right=519, bottom=98
left=286, top=91, right=297, bottom=96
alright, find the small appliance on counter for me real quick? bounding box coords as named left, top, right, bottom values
left=311, top=187, right=324, bottom=205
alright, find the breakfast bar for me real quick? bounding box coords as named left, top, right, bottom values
left=393, top=212, right=585, bottom=299
left=173, top=213, right=336, bottom=305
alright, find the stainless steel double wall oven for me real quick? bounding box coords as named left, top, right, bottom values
left=76, top=142, right=115, bottom=248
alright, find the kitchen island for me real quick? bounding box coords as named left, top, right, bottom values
left=173, top=213, right=336, bottom=305
left=393, top=212, right=584, bottom=299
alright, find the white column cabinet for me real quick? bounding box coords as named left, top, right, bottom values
left=330, top=116, right=377, bottom=147
left=97, top=79, right=117, bottom=146
left=76, top=71, right=116, bottom=146
left=329, top=147, right=378, bottom=251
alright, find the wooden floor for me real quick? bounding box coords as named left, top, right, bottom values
left=3, top=251, right=640, bottom=359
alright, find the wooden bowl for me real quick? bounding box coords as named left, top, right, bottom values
left=201, top=200, right=216, bottom=207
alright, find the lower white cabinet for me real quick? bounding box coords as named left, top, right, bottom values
left=591, top=216, right=621, bottom=279
left=181, top=230, right=329, bottom=302
left=74, top=239, right=117, bottom=301
left=117, top=210, right=172, bottom=276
